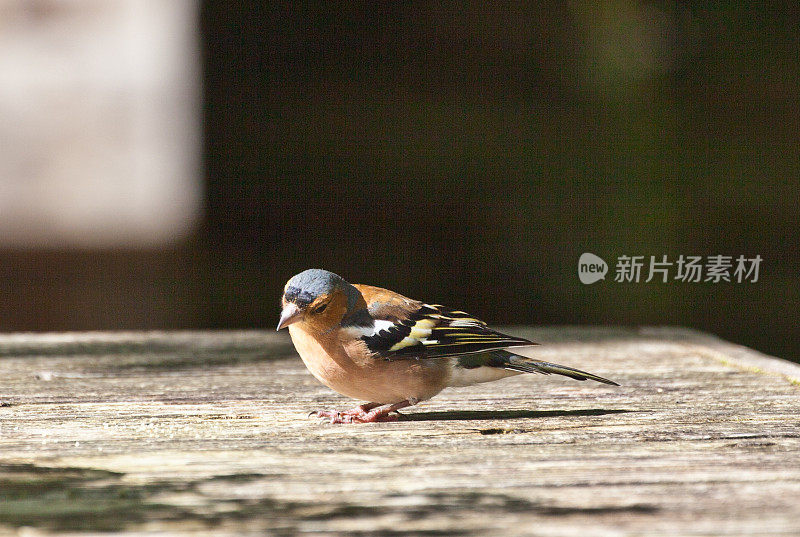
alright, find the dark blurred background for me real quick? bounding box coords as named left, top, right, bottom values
left=1, top=2, right=798, bottom=362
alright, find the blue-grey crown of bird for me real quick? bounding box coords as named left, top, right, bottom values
left=284, top=268, right=361, bottom=312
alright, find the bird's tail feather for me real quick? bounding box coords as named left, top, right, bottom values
left=495, top=352, right=619, bottom=386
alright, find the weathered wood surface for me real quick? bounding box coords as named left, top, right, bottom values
left=1, top=328, right=799, bottom=536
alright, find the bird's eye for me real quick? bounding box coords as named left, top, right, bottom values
left=312, top=303, right=328, bottom=315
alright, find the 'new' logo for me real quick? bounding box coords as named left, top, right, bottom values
left=578, top=253, right=608, bottom=284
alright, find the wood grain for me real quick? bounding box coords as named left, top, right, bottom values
left=1, top=328, right=798, bottom=535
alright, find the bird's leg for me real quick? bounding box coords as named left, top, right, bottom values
left=350, top=400, right=414, bottom=423
left=309, top=402, right=382, bottom=423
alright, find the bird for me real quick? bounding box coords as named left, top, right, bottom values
left=277, top=269, right=618, bottom=423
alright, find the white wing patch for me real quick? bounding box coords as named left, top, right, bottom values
left=344, top=319, right=395, bottom=338
left=372, top=320, right=396, bottom=335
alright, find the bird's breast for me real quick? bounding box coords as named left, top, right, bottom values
left=287, top=324, right=448, bottom=404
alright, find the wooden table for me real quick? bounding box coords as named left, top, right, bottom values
left=1, top=328, right=798, bottom=536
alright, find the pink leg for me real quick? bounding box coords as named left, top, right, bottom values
left=310, top=400, right=413, bottom=424
left=352, top=400, right=413, bottom=423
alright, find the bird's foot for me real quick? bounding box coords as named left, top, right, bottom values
left=309, top=401, right=412, bottom=424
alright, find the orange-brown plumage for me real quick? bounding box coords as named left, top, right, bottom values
left=353, top=284, right=422, bottom=322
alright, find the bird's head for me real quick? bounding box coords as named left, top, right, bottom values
left=277, top=269, right=368, bottom=333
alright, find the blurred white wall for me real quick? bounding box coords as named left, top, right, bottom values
left=0, top=0, right=200, bottom=247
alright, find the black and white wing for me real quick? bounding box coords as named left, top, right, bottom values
left=361, top=303, right=537, bottom=360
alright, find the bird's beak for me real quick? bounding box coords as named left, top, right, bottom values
left=276, top=302, right=303, bottom=331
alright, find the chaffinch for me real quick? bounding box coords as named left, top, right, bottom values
left=277, top=268, right=618, bottom=423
